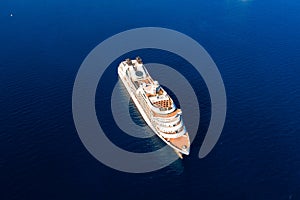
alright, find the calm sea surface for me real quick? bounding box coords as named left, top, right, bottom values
left=0, top=0, right=300, bottom=199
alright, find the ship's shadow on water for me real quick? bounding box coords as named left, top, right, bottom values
left=128, top=99, right=147, bottom=127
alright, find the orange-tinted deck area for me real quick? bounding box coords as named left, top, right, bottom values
left=153, top=99, right=172, bottom=108
left=168, top=133, right=190, bottom=150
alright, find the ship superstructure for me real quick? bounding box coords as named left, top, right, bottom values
left=118, top=57, right=190, bottom=157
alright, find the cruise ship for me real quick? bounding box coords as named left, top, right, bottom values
left=118, top=57, right=190, bottom=158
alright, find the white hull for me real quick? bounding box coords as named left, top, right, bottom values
left=118, top=67, right=189, bottom=155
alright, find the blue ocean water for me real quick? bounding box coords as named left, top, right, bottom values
left=1, top=0, right=300, bottom=199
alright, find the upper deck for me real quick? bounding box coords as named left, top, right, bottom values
left=120, top=57, right=175, bottom=110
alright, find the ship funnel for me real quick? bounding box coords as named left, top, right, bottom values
left=136, top=56, right=143, bottom=64
left=126, top=58, right=132, bottom=66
